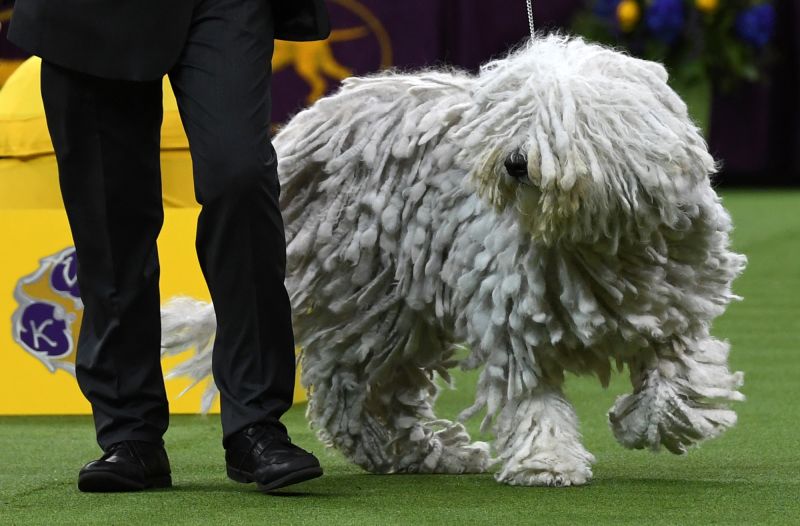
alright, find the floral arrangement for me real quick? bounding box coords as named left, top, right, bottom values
left=572, top=0, right=777, bottom=88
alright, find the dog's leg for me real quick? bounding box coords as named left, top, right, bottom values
left=372, top=365, right=492, bottom=475
left=304, top=345, right=491, bottom=474
left=609, top=336, right=744, bottom=454
left=494, top=385, right=595, bottom=487
left=303, top=340, right=490, bottom=473
left=302, top=357, right=397, bottom=473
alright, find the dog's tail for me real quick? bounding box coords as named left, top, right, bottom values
left=160, top=296, right=219, bottom=413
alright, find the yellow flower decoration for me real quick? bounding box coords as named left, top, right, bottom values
left=617, top=0, right=641, bottom=33
left=695, top=0, right=720, bottom=14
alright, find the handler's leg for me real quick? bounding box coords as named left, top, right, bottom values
left=168, top=0, right=295, bottom=445
left=40, top=61, right=169, bottom=450
left=169, top=0, right=321, bottom=491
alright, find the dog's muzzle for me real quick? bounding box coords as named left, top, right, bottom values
left=504, top=152, right=528, bottom=181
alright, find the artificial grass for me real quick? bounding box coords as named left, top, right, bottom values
left=1, top=190, right=799, bottom=525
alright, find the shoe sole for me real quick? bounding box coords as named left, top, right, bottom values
left=227, top=465, right=323, bottom=492
left=78, top=471, right=172, bottom=493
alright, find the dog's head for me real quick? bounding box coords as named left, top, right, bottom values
left=456, top=35, right=716, bottom=245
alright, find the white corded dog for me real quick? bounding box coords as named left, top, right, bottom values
left=161, top=35, right=746, bottom=486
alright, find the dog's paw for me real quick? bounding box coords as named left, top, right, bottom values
left=413, top=437, right=493, bottom=474
left=495, top=462, right=593, bottom=487
left=427, top=440, right=493, bottom=474
left=397, top=421, right=493, bottom=474
left=494, top=442, right=595, bottom=487
left=609, top=370, right=742, bottom=454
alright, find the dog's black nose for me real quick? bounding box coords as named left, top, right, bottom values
left=504, top=152, right=528, bottom=180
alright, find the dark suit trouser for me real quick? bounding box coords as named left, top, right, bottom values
left=40, top=0, right=295, bottom=450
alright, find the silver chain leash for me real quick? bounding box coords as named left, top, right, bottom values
left=526, top=0, right=535, bottom=37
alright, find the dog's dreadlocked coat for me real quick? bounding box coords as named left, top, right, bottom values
left=161, top=35, right=746, bottom=486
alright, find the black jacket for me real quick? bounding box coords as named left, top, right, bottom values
left=7, top=0, right=331, bottom=81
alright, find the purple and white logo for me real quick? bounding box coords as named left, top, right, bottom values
left=16, top=301, right=72, bottom=359
left=50, top=249, right=81, bottom=301
left=12, top=247, right=82, bottom=374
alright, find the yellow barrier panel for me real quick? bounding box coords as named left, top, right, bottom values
left=1, top=203, right=307, bottom=415
left=0, top=58, right=306, bottom=415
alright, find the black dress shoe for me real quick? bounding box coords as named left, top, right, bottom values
left=78, top=440, right=172, bottom=492
left=225, top=424, right=323, bottom=492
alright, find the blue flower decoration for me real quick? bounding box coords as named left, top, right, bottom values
left=593, top=0, right=621, bottom=18
left=736, top=4, right=777, bottom=49
left=645, top=0, right=686, bottom=44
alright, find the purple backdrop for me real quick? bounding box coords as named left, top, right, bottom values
left=272, top=0, right=580, bottom=124
left=1, top=0, right=796, bottom=184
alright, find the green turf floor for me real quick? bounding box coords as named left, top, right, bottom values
left=2, top=190, right=799, bottom=525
